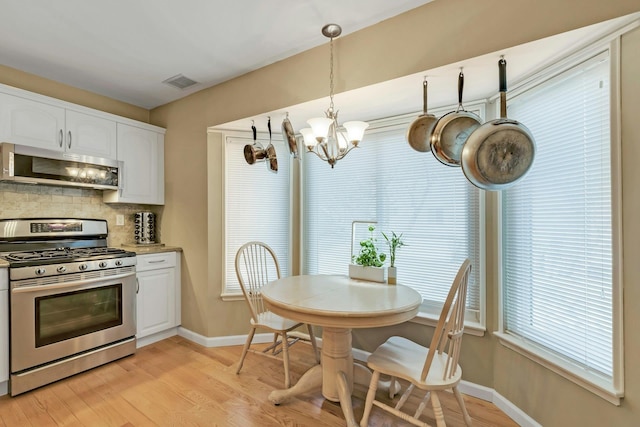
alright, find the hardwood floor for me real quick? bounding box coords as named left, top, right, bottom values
left=0, top=336, right=518, bottom=426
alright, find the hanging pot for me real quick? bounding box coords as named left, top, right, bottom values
left=406, top=78, right=438, bottom=152
left=430, top=71, right=482, bottom=166
left=281, top=112, right=299, bottom=158
left=243, top=120, right=278, bottom=173
left=243, top=123, right=266, bottom=164
left=461, top=58, right=535, bottom=190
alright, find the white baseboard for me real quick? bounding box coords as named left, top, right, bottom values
left=493, top=390, right=543, bottom=427
left=178, top=326, right=540, bottom=427
left=0, top=381, right=7, bottom=397
left=177, top=327, right=280, bottom=347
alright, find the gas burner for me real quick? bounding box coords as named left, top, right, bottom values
left=5, top=248, right=72, bottom=261
left=5, top=247, right=129, bottom=263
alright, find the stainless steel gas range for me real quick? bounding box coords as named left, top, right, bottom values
left=0, top=218, right=137, bottom=396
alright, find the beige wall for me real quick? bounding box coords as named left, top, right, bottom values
left=150, top=1, right=640, bottom=425
left=2, top=0, right=638, bottom=425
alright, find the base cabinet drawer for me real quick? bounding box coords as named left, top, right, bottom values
left=136, top=252, right=180, bottom=340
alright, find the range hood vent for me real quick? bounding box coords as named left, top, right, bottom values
left=162, top=74, right=198, bottom=90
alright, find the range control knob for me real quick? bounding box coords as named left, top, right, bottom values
left=99, top=261, right=108, bottom=268
left=57, top=266, right=67, bottom=273
left=35, top=268, right=46, bottom=276
left=115, top=260, right=123, bottom=267
left=78, top=263, right=88, bottom=271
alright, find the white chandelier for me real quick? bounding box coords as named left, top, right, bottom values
left=300, top=24, right=369, bottom=168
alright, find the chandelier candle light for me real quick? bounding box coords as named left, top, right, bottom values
left=300, top=24, right=369, bottom=168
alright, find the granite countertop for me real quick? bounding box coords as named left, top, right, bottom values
left=121, top=244, right=183, bottom=255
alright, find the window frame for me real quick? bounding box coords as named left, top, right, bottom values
left=220, top=129, right=293, bottom=300
left=494, top=37, right=624, bottom=405
left=299, top=106, right=487, bottom=333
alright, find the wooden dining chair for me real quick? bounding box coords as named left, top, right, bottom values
left=360, top=259, right=473, bottom=427
left=234, top=241, right=319, bottom=388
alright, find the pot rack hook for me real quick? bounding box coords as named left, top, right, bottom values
left=267, top=116, right=272, bottom=141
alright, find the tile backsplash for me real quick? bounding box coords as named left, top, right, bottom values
left=0, top=182, right=163, bottom=247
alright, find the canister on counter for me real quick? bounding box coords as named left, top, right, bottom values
left=134, top=211, right=156, bottom=244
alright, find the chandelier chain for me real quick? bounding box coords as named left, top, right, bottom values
left=329, top=35, right=335, bottom=113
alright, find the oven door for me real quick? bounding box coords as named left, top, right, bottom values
left=10, top=270, right=136, bottom=373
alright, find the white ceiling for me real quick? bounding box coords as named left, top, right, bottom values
left=0, top=0, right=433, bottom=109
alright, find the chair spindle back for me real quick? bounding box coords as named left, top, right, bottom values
left=421, top=259, right=472, bottom=382
left=235, top=242, right=282, bottom=322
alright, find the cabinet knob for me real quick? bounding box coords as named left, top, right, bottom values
left=68, top=131, right=72, bottom=149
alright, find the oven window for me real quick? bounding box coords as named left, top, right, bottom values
left=35, top=284, right=123, bottom=347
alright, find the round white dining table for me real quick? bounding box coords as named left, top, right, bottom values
left=261, top=274, right=422, bottom=426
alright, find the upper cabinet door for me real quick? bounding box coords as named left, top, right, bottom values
left=0, top=93, right=65, bottom=151
left=103, top=123, right=164, bottom=205
left=65, top=110, right=117, bottom=159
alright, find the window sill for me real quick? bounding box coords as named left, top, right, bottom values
left=220, top=292, right=244, bottom=302
left=495, top=331, right=623, bottom=405
left=411, top=311, right=486, bottom=337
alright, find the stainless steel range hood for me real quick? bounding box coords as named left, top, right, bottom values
left=0, top=143, right=121, bottom=190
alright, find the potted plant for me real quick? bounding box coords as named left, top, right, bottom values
left=349, top=225, right=386, bottom=282
left=382, top=231, right=405, bottom=285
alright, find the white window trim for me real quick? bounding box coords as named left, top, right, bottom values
left=495, top=36, right=626, bottom=405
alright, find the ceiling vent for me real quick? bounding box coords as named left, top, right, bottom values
left=162, top=74, right=198, bottom=90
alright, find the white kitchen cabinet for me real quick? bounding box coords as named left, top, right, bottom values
left=135, top=252, right=180, bottom=346
left=103, top=123, right=164, bottom=205
left=64, top=110, right=117, bottom=159
left=0, top=92, right=117, bottom=158
left=0, top=92, right=65, bottom=150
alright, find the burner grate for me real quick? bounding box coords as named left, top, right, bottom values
left=5, top=247, right=127, bottom=262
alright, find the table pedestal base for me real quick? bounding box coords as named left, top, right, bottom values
left=268, top=327, right=397, bottom=427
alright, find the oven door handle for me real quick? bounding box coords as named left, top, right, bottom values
left=11, top=271, right=136, bottom=294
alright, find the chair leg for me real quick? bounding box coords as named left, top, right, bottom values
left=282, top=332, right=291, bottom=388
left=307, top=324, right=320, bottom=363
left=272, top=332, right=279, bottom=355
left=453, top=386, right=473, bottom=426
left=389, top=376, right=401, bottom=399
left=360, top=370, right=381, bottom=427
left=396, top=383, right=414, bottom=411
left=430, top=391, right=446, bottom=427
left=236, top=327, right=256, bottom=374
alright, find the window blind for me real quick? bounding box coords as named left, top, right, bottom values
left=503, top=53, right=613, bottom=377
left=225, top=136, right=290, bottom=294
left=302, top=126, right=482, bottom=313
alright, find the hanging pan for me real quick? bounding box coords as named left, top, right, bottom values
left=243, top=122, right=266, bottom=164
left=243, top=119, right=278, bottom=173
left=430, top=70, right=482, bottom=166
left=461, top=58, right=535, bottom=190
left=281, top=112, right=299, bottom=158
left=406, top=78, right=438, bottom=152
left=265, top=117, right=278, bottom=173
